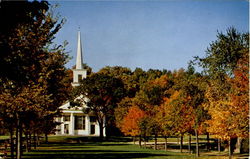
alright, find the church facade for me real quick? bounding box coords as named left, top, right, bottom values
left=55, top=31, right=105, bottom=136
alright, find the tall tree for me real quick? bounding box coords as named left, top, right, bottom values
left=121, top=106, right=145, bottom=138
left=0, top=1, right=69, bottom=158
left=194, top=27, right=248, bottom=78
left=194, top=27, right=249, bottom=158
left=114, top=97, right=133, bottom=131
left=73, top=73, right=125, bottom=139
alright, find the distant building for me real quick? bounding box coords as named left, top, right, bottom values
left=55, top=31, right=105, bottom=136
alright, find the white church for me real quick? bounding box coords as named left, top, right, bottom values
left=55, top=31, right=105, bottom=136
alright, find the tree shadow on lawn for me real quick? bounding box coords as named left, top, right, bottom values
left=31, top=150, right=140, bottom=153
left=65, top=136, right=133, bottom=143
left=40, top=142, right=132, bottom=147
left=23, top=150, right=171, bottom=159
left=22, top=142, right=178, bottom=159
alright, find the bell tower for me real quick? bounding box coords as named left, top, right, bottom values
left=72, top=31, right=87, bottom=87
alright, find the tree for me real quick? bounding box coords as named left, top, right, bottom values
left=229, top=52, right=249, bottom=139
left=38, top=47, right=70, bottom=143
left=229, top=52, right=249, bottom=153
left=114, top=97, right=133, bottom=131
left=121, top=106, right=145, bottom=138
left=194, top=27, right=249, bottom=158
left=97, top=66, right=133, bottom=135
left=204, top=51, right=249, bottom=157
left=194, top=27, right=248, bottom=79
left=0, top=84, right=52, bottom=158
left=177, top=67, right=208, bottom=156
left=0, top=1, right=69, bottom=158
left=156, top=97, right=174, bottom=151
left=73, top=73, right=125, bottom=139
left=170, top=91, right=195, bottom=153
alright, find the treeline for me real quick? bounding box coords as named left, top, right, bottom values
left=73, top=28, right=249, bottom=158
left=0, top=1, right=71, bottom=159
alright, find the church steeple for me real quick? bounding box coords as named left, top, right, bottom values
left=76, top=31, right=83, bottom=69
left=72, top=30, right=87, bottom=87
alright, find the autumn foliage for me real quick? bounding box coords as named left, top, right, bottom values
left=121, top=106, right=145, bottom=136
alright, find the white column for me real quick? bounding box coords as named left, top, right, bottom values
left=70, top=113, right=74, bottom=135
left=103, top=116, right=106, bottom=137
left=61, top=117, right=64, bottom=135
left=86, top=115, right=90, bottom=135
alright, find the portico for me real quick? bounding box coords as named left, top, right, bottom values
left=55, top=106, right=101, bottom=136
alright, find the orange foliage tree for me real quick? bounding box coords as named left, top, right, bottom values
left=229, top=52, right=249, bottom=139
left=121, top=106, right=145, bottom=137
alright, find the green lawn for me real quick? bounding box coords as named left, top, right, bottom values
left=3, top=136, right=247, bottom=159
left=22, top=142, right=192, bottom=159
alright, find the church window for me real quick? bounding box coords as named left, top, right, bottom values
left=75, top=116, right=85, bottom=130
left=78, top=74, right=82, bottom=82
left=64, top=115, right=70, bottom=122
left=90, top=116, right=97, bottom=123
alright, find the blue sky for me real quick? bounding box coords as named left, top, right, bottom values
left=50, top=0, right=248, bottom=72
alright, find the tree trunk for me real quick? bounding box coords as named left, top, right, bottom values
left=218, top=138, right=221, bottom=152
left=99, top=122, right=104, bottom=141
left=10, top=127, right=14, bottom=159
left=139, top=135, right=142, bottom=148
left=25, top=132, right=29, bottom=152
left=33, top=132, right=37, bottom=149
left=36, top=134, right=40, bottom=146
left=16, top=117, right=22, bottom=159
left=206, top=132, right=210, bottom=151
left=164, top=136, right=168, bottom=151
left=45, top=133, right=48, bottom=143
left=188, top=134, right=191, bottom=153
left=154, top=134, right=157, bottom=150
left=180, top=135, right=183, bottom=153
left=20, top=125, right=23, bottom=156
left=28, top=132, right=31, bottom=151
left=195, top=129, right=199, bottom=157
left=228, top=138, right=232, bottom=159
left=133, top=136, right=135, bottom=145
left=16, top=126, right=19, bottom=159
left=143, top=135, right=146, bottom=148
left=4, top=140, right=8, bottom=158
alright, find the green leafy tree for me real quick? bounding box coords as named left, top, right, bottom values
left=73, top=73, right=125, bottom=139
left=194, top=27, right=248, bottom=79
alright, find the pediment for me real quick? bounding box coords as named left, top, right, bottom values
left=59, top=96, right=88, bottom=110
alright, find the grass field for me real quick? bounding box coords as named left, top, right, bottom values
left=1, top=136, right=248, bottom=159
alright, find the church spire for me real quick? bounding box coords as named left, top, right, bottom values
left=76, top=31, right=83, bottom=69
left=72, top=30, right=87, bottom=87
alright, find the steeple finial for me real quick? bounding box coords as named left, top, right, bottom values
left=76, top=30, right=83, bottom=69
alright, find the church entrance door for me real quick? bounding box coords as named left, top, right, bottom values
left=90, top=125, right=95, bottom=135
left=64, top=124, right=69, bottom=134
